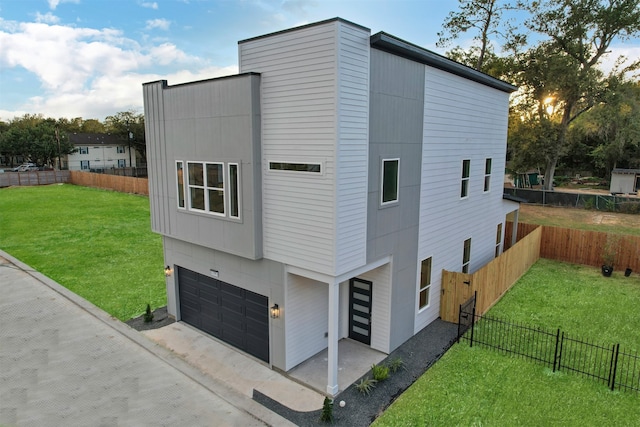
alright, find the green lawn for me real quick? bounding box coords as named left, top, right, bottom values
left=0, top=184, right=165, bottom=321
left=374, top=259, right=640, bottom=426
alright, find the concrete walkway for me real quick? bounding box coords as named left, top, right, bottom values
left=0, top=251, right=295, bottom=427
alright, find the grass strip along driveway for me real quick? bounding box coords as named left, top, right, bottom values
left=374, top=259, right=640, bottom=426
left=0, top=184, right=164, bottom=321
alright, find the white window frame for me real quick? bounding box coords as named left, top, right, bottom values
left=176, top=161, right=186, bottom=209
left=117, top=146, right=126, bottom=154
left=187, top=161, right=207, bottom=213
left=462, top=238, right=472, bottom=273
left=205, top=162, right=225, bottom=216
left=228, top=163, right=240, bottom=219
left=495, top=223, right=503, bottom=257
left=484, top=158, right=492, bottom=192
left=381, top=158, right=400, bottom=205
left=79, top=147, right=89, bottom=155
left=418, top=256, right=432, bottom=310
left=461, top=159, right=470, bottom=198
left=117, top=159, right=126, bottom=168
left=80, top=160, right=90, bottom=170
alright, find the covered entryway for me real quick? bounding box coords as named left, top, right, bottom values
left=177, top=266, right=270, bottom=363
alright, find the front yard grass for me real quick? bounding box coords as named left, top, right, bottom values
left=0, top=184, right=164, bottom=321
left=374, top=259, right=640, bottom=426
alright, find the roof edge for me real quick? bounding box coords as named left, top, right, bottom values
left=370, top=32, right=517, bottom=93
left=238, top=17, right=370, bottom=45
left=142, top=72, right=260, bottom=89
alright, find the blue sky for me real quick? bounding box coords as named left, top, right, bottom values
left=0, top=0, right=638, bottom=122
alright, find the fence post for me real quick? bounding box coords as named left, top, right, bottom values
left=609, top=343, right=620, bottom=391
left=552, top=328, right=560, bottom=372
left=457, top=302, right=463, bottom=343
left=556, top=331, right=564, bottom=372
left=469, top=303, right=476, bottom=348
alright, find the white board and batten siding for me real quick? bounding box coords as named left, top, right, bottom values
left=239, top=19, right=369, bottom=277
left=415, top=66, right=511, bottom=333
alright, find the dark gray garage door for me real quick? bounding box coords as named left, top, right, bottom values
left=177, top=267, right=269, bottom=363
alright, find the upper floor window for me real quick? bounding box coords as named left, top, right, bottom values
left=419, top=257, right=432, bottom=310
left=381, top=158, right=399, bottom=205
left=461, top=159, right=470, bottom=198
left=269, top=162, right=321, bottom=173
left=79, top=147, right=89, bottom=155
left=228, top=163, right=240, bottom=219
left=181, top=160, right=239, bottom=219
left=462, top=238, right=472, bottom=273
left=117, top=146, right=126, bottom=154
left=176, top=161, right=185, bottom=208
left=484, top=158, right=492, bottom=192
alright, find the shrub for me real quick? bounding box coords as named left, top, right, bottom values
left=354, top=377, right=377, bottom=395
left=371, top=363, right=389, bottom=382
left=319, top=396, right=333, bottom=423
left=143, top=304, right=154, bottom=323
left=387, top=357, right=405, bottom=373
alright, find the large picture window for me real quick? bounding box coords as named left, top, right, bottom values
left=461, top=159, right=470, bottom=198
left=381, top=158, right=399, bottom=205
left=419, top=257, right=432, bottom=309
left=181, top=160, right=239, bottom=219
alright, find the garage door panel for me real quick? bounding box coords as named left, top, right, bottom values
left=177, top=266, right=269, bottom=363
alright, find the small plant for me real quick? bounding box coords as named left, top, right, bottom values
left=371, top=363, right=389, bottom=382
left=387, top=357, right=405, bottom=373
left=319, top=396, right=333, bottom=423
left=354, top=377, right=377, bottom=395
left=143, top=303, right=154, bottom=323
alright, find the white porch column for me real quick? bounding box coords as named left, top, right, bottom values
left=511, top=209, right=520, bottom=247
left=327, top=279, right=340, bottom=396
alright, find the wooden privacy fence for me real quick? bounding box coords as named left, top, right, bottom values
left=440, top=226, right=542, bottom=322
left=506, top=222, right=639, bottom=273
left=69, top=171, right=149, bottom=196
left=0, top=171, right=70, bottom=187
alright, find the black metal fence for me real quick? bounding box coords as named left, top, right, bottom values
left=504, top=188, right=640, bottom=214
left=457, top=301, right=640, bottom=393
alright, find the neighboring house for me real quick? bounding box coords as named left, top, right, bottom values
left=66, top=133, right=137, bottom=171
left=610, top=168, right=640, bottom=195
left=143, top=18, right=519, bottom=396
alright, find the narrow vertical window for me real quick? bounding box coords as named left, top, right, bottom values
left=484, top=158, right=492, bottom=192
left=462, top=238, right=471, bottom=273
left=176, top=161, right=185, bottom=208
left=188, top=162, right=205, bottom=211
left=461, top=159, right=470, bottom=198
left=229, top=163, right=240, bottom=219
left=495, top=223, right=503, bottom=257
left=206, top=163, right=224, bottom=215
left=419, top=257, right=432, bottom=309
left=381, top=158, right=399, bottom=204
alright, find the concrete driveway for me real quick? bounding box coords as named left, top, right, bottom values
left=0, top=251, right=295, bottom=427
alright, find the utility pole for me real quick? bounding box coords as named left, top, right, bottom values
left=55, top=127, right=61, bottom=170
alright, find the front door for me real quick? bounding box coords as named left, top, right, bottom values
left=349, top=278, right=372, bottom=345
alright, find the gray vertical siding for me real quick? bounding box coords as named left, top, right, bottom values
left=143, top=74, right=263, bottom=260
left=367, top=49, right=425, bottom=351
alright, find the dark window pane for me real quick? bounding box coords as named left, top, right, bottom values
left=207, top=163, right=224, bottom=188
left=229, top=164, right=239, bottom=218
left=190, top=188, right=205, bottom=210
left=188, top=163, right=204, bottom=186
left=382, top=159, right=399, bottom=203
left=208, top=189, right=224, bottom=214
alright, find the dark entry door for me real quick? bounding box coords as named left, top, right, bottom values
left=349, top=278, right=372, bottom=345
left=178, top=267, right=269, bottom=363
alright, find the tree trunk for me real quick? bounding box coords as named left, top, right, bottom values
left=542, top=157, right=557, bottom=191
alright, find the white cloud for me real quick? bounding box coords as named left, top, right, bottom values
left=0, top=19, right=236, bottom=121
left=145, top=18, right=171, bottom=31
left=35, top=12, right=60, bottom=24
left=141, top=2, right=159, bottom=9
left=48, top=0, right=80, bottom=11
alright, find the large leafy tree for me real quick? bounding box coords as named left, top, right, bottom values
left=520, top=0, right=640, bottom=189
left=437, top=0, right=518, bottom=72
left=0, top=114, right=75, bottom=167
left=104, top=111, right=146, bottom=163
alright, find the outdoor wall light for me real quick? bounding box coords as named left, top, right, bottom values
left=164, top=266, right=173, bottom=277
left=270, top=304, right=280, bottom=319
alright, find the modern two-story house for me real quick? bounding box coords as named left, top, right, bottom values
left=143, top=18, right=518, bottom=396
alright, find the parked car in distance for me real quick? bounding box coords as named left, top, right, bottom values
left=14, top=163, right=38, bottom=172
